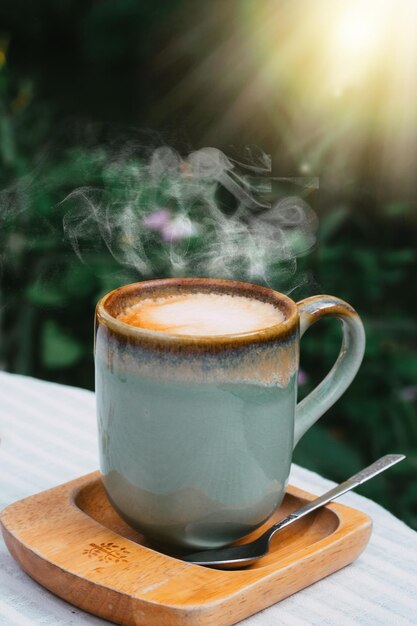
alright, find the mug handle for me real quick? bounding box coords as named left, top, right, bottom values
left=294, top=295, right=365, bottom=447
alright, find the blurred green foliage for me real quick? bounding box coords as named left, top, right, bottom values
left=294, top=209, right=417, bottom=528
left=0, top=0, right=416, bottom=530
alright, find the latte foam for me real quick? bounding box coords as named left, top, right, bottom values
left=117, top=293, right=285, bottom=336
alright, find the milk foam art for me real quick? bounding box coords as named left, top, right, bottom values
left=117, top=292, right=285, bottom=336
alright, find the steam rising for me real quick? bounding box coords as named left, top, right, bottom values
left=62, top=146, right=318, bottom=292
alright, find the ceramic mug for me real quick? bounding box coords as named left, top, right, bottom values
left=95, top=278, right=365, bottom=550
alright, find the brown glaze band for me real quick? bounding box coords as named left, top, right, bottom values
left=96, top=278, right=299, bottom=354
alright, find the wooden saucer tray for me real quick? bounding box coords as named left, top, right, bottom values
left=0, top=471, right=372, bottom=626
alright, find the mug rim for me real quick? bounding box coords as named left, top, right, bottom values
left=96, top=277, right=299, bottom=347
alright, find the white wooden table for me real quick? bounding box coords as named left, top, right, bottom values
left=0, top=371, right=416, bottom=625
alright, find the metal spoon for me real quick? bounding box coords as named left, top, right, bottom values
left=183, top=454, right=405, bottom=569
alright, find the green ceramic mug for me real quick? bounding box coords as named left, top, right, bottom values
left=95, top=278, right=365, bottom=550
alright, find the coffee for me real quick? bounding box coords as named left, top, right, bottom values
left=117, top=292, right=284, bottom=336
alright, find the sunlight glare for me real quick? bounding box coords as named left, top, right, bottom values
left=335, top=10, right=379, bottom=55
left=329, top=1, right=391, bottom=89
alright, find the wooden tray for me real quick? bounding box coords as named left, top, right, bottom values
left=0, top=471, right=372, bottom=626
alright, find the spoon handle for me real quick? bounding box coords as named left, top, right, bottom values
left=267, top=454, right=405, bottom=540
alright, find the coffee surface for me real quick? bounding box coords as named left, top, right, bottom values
left=117, top=292, right=284, bottom=336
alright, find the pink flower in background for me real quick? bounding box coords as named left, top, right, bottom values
left=298, top=369, right=309, bottom=386
left=143, top=209, right=197, bottom=243
left=143, top=208, right=171, bottom=230
left=399, top=386, right=417, bottom=402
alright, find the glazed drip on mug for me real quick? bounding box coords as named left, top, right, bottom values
left=117, top=293, right=285, bottom=336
